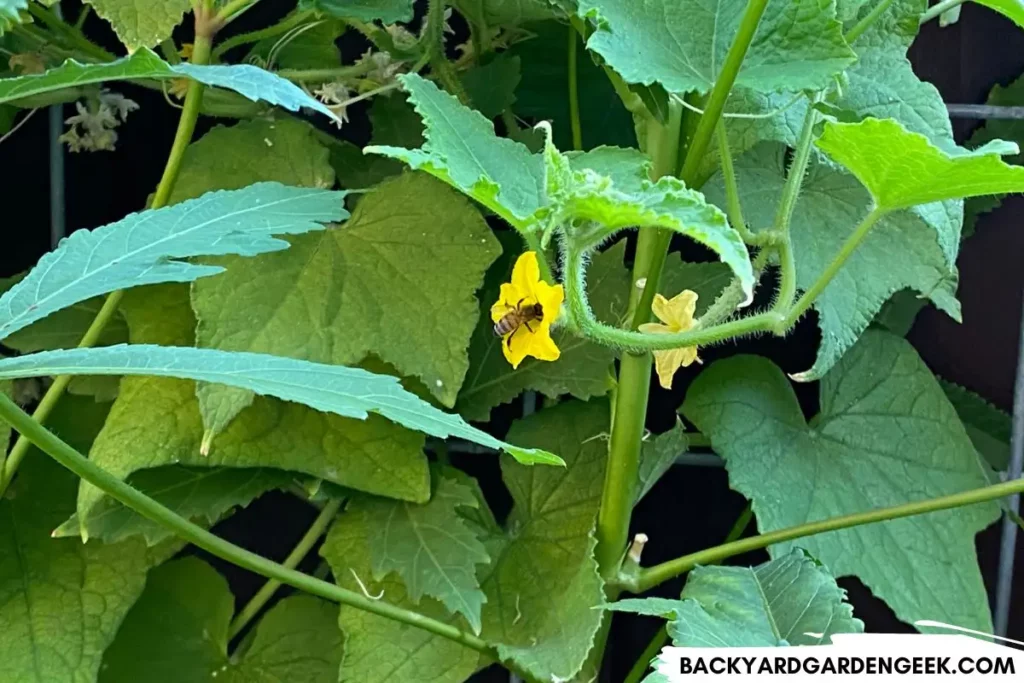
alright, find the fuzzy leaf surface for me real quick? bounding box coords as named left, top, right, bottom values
left=705, top=143, right=960, bottom=380
left=0, top=397, right=155, bottom=683
left=609, top=550, right=863, bottom=647
left=100, top=557, right=343, bottom=683
left=0, top=182, right=345, bottom=342
left=0, top=48, right=343, bottom=121
left=577, top=0, right=856, bottom=95
left=85, top=0, right=190, bottom=50
left=358, top=473, right=490, bottom=632
left=941, top=381, right=1011, bottom=472
left=683, top=330, right=999, bottom=631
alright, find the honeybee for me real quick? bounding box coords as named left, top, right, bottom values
left=494, top=298, right=545, bottom=347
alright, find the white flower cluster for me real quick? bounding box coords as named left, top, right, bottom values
left=59, top=90, right=139, bottom=153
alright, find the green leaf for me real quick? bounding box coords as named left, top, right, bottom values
left=0, top=48, right=343, bottom=123
left=56, top=466, right=294, bottom=545
left=683, top=329, right=999, bottom=631
left=0, top=0, right=26, bottom=36
left=970, top=0, right=1024, bottom=28
left=508, top=21, right=636, bottom=151
left=816, top=117, right=1024, bottom=215
left=322, top=399, right=606, bottom=682
left=300, top=0, right=416, bottom=23
left=85, top=0, right=190, bottom=50
left=0, top=344, right=563, bottom=467
left=192, top=172, right=500, bottom=439
left=636, top=421, right=687, bottom=503
left=452, top=0, right=558, bottom=25
left=461, top=54, right=521, bottom=119
left=705, top=143, right=959, bottom=380
left=100, top=557, right=343, bottom=683
left=658, top=255, right=733, bottom=312
left=366, top=73, right=546, bottom=229
left=356, top=473, right=490, bottom=633
left=941, top=380, right=1011, bottom=472
left=0, top=395, right=156, bottom=683
left=456, top=237, right=628, bottom=421
left=608, top=549, right=863, bottom=646
left=964, top=73, right=1024, bottom=232
left=577, top=0, right=856, bottom=95
left=166, top=118, right=335, bottom=204
left=0, top=182, right=345, bottom=342
left=249, top=17, right=345, bottom=69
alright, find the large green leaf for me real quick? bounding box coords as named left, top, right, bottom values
left=0, top=345, right=563, bottom=466
left=683, top=330, right=999, bottom=631
left=100, top=557, right=343, bottom=683
left=355, top=472, right=490, bottom=633
left=816, top=118, right=1024, bottom=217
left=56, top=466, right=294, bottom=545
left=609, top=549, right=863, bottom=647
left=452, top=0, right=558, bottom=24
left=300, top=0, right=416, bottom=23
left=322, top=400, right=607, bottom=682
left=964, top=73, right=1024, bottom=233
left=72, top=284, right=431, bottom=539
left=941, top=380, right=1012, bottom=472
left=508, top=21, right=635, bottom=151
left=0, top=396, right=157, bottom=683
left=0, top=182, right=345, bottom=342
left=0, top=48, right=342, bottom=122
left=577, top=0, right=856, bottom=95
left=192, top=172, right=499, bottom=439
left=456, top=237, right=628, bottom=421
left=366, top=73, right=546, bottom=229
left=461, top=54, right=521, bottom=119
left=705, top=143, right=959, bottom=380
left=85, top=0, right=190, bottom=50
left=249, top=17, right=345, bottom=70
left=971, top=0, right=1024, bottom=28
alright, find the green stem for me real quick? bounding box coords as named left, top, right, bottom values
left=845, top=0, right=897, bottom=43
left=25, top=3, right=113, bottom=61
left=623, top=503, right=752, bottom=683
left=228, top=497, right=344, bottom=639
left=426, top=0, right=467, bottom=103
left=524, top=233, right=555, bottom=284
left=216, top=0, right=260, bottom=23
left=275, top=63, right=373, bottom=84
left=771, top=93, right=820, bottom=312
left=160, top=38, right=182, bottom=65
left=0, top=32, right=214, bottom=496
left=628, top=476, right=1024, bottom=593
left=0, top=392, right=493, bottom=655
left=715, top=120, right=757, bottom=244
left=920, top=0, right=968, bottom=24
left=780, top=208, right=885, bottom=329
left=74, top=5, right=91, bottom=30
left=212, top=9, right=315, bottom=60
left=567, top=24, right=582, bottom=151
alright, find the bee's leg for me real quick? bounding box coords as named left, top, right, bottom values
left=505, top=325, right=519, bottom=349
left=524, top=321, right=536, bottom=333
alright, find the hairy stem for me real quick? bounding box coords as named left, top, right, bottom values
left=780, top=208, right=885, bottom=329
left=920, top=0, right=968, bottom=24
left=0, top=30, right=216, bottom=495
left=212, top=9, right=315, bottom=59
left=0, top=392, right=494, bottom=654
left=567, top=24, right=583, bottom=151
left=716, top=120, right=757, bottom=244
left=426, top=0, right=467, bottom=102
left=229, top=497, right=344, bottom=639
left=627, top=476, right=1024, bottom=593
left=26, top=2, right=114, bottom=61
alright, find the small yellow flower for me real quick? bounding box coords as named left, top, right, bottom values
left=168, top=77, right=190, bottom=100
left=491, top=251, right=564, bottom=369
left=180, top=43, right=194, bottom=60
left=639, top=290, right=702, bottom=389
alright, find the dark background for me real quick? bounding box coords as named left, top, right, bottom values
left=2, top=2, right=1023, bottom=680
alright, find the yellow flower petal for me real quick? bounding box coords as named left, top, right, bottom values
left=639, top=321, right=673, bottom=335
left=511, top=251, right=541, bottom=302
left=524, top=326, right=561, bottom=362
left=653, top=348, right=687, bottom=389
left=650, top=294, right=675, bottom=328
left=535, top=281, right=564, bottom=325
left=491, top=283, right=519, bottom=323
left=501, top=327, right=531, bottom=369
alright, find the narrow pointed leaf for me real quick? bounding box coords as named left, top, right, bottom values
left=683, top=330, right=999, bottom=631
left=0, top=182, right=345, bottom=342
left=0, top=345, right=562, bottom=466
left=0, top=48, right=342, bottom=123
left=607, top=550, right=863, bottom=647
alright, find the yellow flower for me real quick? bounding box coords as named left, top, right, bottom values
left=639, top=290, right=702, bottom=389
left=490, top=251, right=564, bottom=369
left=168, top=77, right=190, bottom=100
left=180, top=43, right=194, bottom=60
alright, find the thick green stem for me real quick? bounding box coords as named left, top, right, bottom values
left=0, top=31, right=215, bottom=495
left=628, top=476, right=1024, bottom=593
left=920, top=0, right=968, bottom=24
left=845, top=0, right=897, bottom=43
left=567, top=24, right=582, bottom=151
left=780, top=208, right=885, bottom=329
left=229, top=497, right=343, bottom=638
left=0, top=393, right=493, bottom=654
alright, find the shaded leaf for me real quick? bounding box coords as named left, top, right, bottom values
left=0, top=182, right=345, bottom=342
left=941, top=380, right=1011, bottom=472
left=100, top=557, right=343, bottom=683
left=577, top=0, right=856, bottom=95
left=461, top=53, right=521, bottom=119
left=636, top=421, right=687, bottom=503
left=249, top=17, right=345, bottom=69
left=683, top=329, right=999, bottom=631
left=658, top=255, right=733, bottom=313
left=452, top=0, right=558, bottom=25
left=608, top=549, right=863, bottom=646
left=300, top=0, right=416, bottom=23
left=0, top=0, right=26, bottom=37
left=85, top=0, right=190, bottom=50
